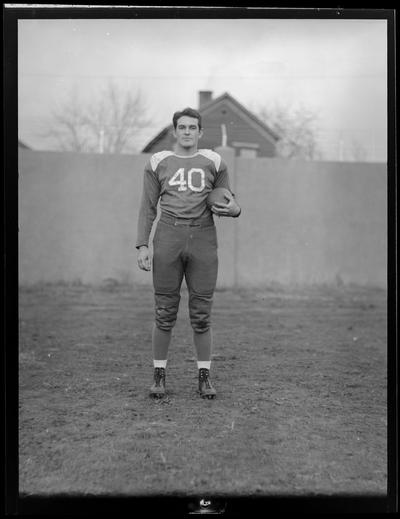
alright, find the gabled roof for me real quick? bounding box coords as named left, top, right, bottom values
left=201, top=91, right=281, bottom=142
left=142, top=127, right=170, bottom=153
left=142, top=91, right=280, bottom=152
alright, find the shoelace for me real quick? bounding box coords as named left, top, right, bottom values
left=199, top=369, right=212, bottom=387
left=154, top=368, right=165, bottom=385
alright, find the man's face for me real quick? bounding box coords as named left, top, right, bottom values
left=173, top=115, right=203, bottom=151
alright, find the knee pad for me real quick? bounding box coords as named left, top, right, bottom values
left=154, top=293, right=180, bottom=332
left=189, top=293, right=213, bottom=333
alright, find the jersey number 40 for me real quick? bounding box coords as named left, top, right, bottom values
left=168, top=168, right=205, bottom=193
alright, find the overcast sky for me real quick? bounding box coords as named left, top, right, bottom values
left=18, top=15, right=388, bottom=161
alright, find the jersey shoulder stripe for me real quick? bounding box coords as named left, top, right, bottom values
left=197, top=149, right=222, bottom=172
left=150, top=151, right=175, bottom=172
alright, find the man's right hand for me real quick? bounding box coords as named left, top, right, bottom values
left=137, top=246, right=151, bottom=271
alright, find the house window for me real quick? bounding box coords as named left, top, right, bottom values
left=239, top=148, right=257, bottom=158
left=232, top=141, right=259, bottom=158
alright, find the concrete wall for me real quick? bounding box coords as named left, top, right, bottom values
left=18, top=151, right=148, bottom=286
left=18, top=148, right=387, bottom=288
left=233, top=154, right=387, bottom=287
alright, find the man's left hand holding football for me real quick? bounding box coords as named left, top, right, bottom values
left=211, top=192, right=241, bottom=217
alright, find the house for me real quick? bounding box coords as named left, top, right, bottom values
left=142, top=91, right=280, bottom=157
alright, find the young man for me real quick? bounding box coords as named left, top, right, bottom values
left=136, top=107, right=240, bottom=399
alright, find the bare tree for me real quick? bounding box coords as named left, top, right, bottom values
left=257, top=102, right=322, bottom=160
left=42, top=82, right=151, bottom=154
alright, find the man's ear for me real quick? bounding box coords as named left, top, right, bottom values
left=198, top=128, right=204, bottom=139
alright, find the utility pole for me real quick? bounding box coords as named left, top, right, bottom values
left=221, top=124, right=227, bottom=147
left=99, top=127, right=104, bottom=154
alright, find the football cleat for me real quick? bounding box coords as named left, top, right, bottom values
left=149, top=367, right=166, bottom=398
left=198, top=368, right=216, bottom=399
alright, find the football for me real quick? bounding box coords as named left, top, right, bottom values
left=206, top=187, right=231, bottom=208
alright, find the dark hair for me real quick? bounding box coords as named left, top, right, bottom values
left=172, top=107, right=202, bottom=130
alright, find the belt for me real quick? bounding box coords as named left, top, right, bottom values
left=160, top=213, right=214, bottom=227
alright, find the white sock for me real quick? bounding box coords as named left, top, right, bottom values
left=154, top=359, right=167, bottom=369
left=197, top=361, right=211, bottom=370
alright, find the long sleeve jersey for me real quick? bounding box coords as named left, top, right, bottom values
left=136, top=149, right=232, bottom=248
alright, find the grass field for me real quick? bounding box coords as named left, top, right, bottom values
left=18, top=283, right=387, bottom=497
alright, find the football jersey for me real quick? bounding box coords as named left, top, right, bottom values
left=136, top=149, right=231, bottom=248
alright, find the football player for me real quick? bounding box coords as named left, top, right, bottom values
left=136, top=107, right=241, bottom=399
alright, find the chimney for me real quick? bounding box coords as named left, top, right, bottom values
left=198, top=90, right=213, bottom=108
